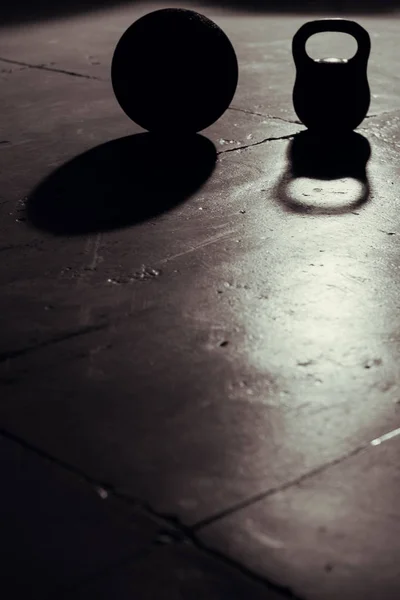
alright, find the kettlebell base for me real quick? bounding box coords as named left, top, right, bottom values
left=293, top=85, right=371, bottom=133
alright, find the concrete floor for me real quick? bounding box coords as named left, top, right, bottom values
left=1, top=2, right=400, bottom=599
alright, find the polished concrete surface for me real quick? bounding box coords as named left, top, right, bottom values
left=1, top=2, right=400, bottom=599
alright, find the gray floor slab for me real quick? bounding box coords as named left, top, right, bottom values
left=0, top=434, right=159, bottom=599
left=199, top=434, right=400, bottom=600
left=1, top=121, right=399, bottom=524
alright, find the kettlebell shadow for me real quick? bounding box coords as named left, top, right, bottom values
left=26, top=133, right=217, bottom=235
left=274, top=130, right=372, bottom=215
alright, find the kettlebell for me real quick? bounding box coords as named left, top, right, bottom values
left=292, top=19, right=371, bottom=132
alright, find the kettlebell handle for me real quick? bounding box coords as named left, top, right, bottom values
left=292, top=19, right=371, bottom=69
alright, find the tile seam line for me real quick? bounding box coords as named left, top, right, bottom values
left=0, top=56, right=105, bottom=80
left=0, top=302, right=159, bottom=366
left=192, top=443, right=367, bottom=531
left=0, top=322, right=108, bottom=364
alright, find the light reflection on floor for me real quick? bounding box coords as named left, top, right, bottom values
left=287, top=177, right=366, bottom=210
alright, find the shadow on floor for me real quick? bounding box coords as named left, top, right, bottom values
left=26, top=133, right=217, bottom=235
left=274, top=130, right=371, bottom=214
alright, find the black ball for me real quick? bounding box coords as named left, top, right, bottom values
left=111, top=8, right=239, bottom=134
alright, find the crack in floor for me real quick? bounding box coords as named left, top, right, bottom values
left=0, top=322, right=108, bottom=364
left=229, top=105, right=302, bottom=125
left=364, top=108, right=400, bottom=120
left=0, top=302, right=161, bottom=369
left=228, top=107, right=399, bottom=128
left=0, top=56, right=104, bottom=81
left=217, top=131, right=298, bottom=155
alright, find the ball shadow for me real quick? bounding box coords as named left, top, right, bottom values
left=275, top=130, right=372, bottom=215
left=26, top=133, right=217, bottom=235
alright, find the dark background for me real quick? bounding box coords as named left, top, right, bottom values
left=1, top=1, right=400, bottom=26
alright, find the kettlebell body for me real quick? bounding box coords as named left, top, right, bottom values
left=292, top=19, right=371, bottom=132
